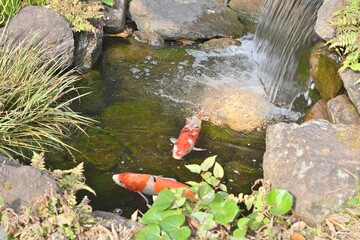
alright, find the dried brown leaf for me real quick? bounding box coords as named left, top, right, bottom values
left=328, top=218, right=346, bottom=231
left=326, top=218, right=337, bottom=235
left=291, top=221, right=306, bottom=231
left=291, top=232, right=306, bottom=240
left=329, top=213, right=351, bottom=223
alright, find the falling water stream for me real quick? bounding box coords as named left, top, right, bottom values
left=254, top=0, right=324, bottom=106
left=49, top=0, right=323, bottom=217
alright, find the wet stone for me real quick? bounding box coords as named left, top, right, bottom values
left=304, top=99, right=329, bottom=122
left=264, top=120, right=360, bottom=226
left=327, top=94, right=360, bottom=125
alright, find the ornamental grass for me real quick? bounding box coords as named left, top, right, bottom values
left=0, top=34, right=94, bottom=159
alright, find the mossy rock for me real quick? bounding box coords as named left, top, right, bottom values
left=309, top=41, right=343, bottom=101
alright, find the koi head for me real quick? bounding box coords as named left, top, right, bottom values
left=171, top=138, right=193, bottom=160
left=112, top=173, right=127, bottom=188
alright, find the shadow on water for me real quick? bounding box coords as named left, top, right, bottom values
left=47, top=35, right=311, bottom=218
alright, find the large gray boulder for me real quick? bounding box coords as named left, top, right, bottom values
left=4, top=6, right=74, bottom=67
left=0, top=156, right=61, bottom=213
left=103, top=0, right=128, bottom=34
left=263, top=120, right=360, bottom=226
left=314, top=0, right=343, bottom=41
left=339, top=68, right=360, bottom=115
left=129, top=0, right=244, bottom=40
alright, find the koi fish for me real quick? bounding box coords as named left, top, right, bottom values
left=112, top=173, right=195, bottom=203
left=170, top=112, right=206, bottom=160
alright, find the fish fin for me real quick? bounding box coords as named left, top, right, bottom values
left=193, top=147, right=206, bottom=151
left=137, top=191, right=149, bottom=206
left=160, top=177, right=178, bottom=182
left=150, top=176, right=156, bottom=182
left=170, top=138, right=178, bottom=143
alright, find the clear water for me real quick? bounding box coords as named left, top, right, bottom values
left=48, top=33, right=313, bottom=218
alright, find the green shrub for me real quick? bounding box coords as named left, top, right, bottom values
left=0, top=34, right=94, bottom=159
left=135, top=156, right=294, bottom=239
left=326, top=0, right=360, bottom=72
left=0, top=152, right=136, bottom=239
left=47, top=0, right=104, bottom=33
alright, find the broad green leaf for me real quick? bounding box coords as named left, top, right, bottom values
left=218, top=183, right=227, bottom=192
left=201, top=156, right=216, bottom=171
left=173, top=197, right=186, bottom=208
left=185, top=181, right=199, bottom=187
left=210, top=177, right=220, bottom=186
left=160, top=215, right=191, bottom=240
left=233, top=217, right=250, bottom=239
left=152, top=188, right=175, bottom=211
left=211, top=199, right=239, bottom=224
left=100, top=0, right=115, bottom=7
left=140, top=208, right=163, bottom=224
left=185, top=164, right=202, bottom=174
left=191, top=212, right=212, bottom=224
left=198, top=184, right=215, bottom=202
left=137, top=224, right=162, bottom=240
left=160, top=215, right=185, bottom=231
left=266, top=189, right=293, bottom=216
left=263, top=217, right=270, bottom=224
left=347, top=198, right=359, bottom=205
left=213, top=162, right=224, bottom=178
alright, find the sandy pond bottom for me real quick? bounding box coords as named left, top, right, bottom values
left=48, top=34, right=314, bottom=217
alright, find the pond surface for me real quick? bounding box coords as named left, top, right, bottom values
left=49, top=34, right=316, bottom=218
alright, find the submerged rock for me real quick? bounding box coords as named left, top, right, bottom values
left=201, top=38, right=241, bottom=52
left=203, top=92, right=272, bottom=132
left=133, top=31, right=165, bottom=47
left=3, top=6, right=74, bottom=67
left=327, top=94, right=360, bottom=125
left=304, top=99, right=329, bottom=122
left=309, top=41, right=342, bottom=101
left=339, top=68, right=360, bottom=115
left=0, top=156, right=61, bottom=213
left=263, top=120, right=360, bottom=226
left=315, top=0, right=343, bottom=41
left=129, top=0, right=244, bottom=39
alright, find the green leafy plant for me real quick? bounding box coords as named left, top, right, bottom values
left=0, top=0, right=48, bottom=26
left=326, top=0, right=360, bottom=72
left=0, top=152, right=137, bottom=239
left=0, top=34, right=95, bottom=159
left=100, top=0, right=115, bottom=7
left=47, top=0, right=103, bottom=33
left=135, top=156, right=294, bottom=239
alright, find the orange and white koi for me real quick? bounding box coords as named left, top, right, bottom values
left=170, top=112, right=206, bottom=160
left=112, top=173, right=195, bottom=202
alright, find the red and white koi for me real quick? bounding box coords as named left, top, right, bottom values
left=112, top=173, right=195, bottom=203
left=170, top=112, right=206, bottom=160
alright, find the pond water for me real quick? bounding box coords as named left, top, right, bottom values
left=49, top=34, right=317, bottom=218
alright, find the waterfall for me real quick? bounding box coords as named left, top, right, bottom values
left=254, top=0, right=324, bottom=106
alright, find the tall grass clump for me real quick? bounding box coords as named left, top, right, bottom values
left=0, top=36, right=94, bottom=159
left=0, top=0, right=22, bottom=26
